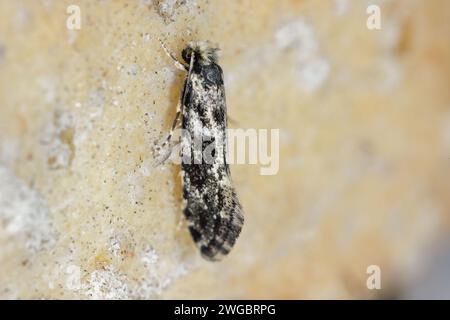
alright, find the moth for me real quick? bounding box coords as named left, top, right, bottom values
left=159, top=40, right=244, bottom=261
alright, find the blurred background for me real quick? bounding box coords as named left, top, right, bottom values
left=0, top=0, right=449, bottom=299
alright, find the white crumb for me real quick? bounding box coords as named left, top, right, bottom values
left=0, top=138, right=20, bottom=166
left=275, top=19, right=330, bottom=93
left=82, top=266, right=130, bottom=300
left=0, top=165, right=56, bottom=253
left=296, top=57, right=330, bottom=93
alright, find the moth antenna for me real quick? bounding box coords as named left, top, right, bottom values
left=158, top=38, right=188, bottom=71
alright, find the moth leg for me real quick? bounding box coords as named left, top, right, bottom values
left=156, top=52, right=193, bottom=154
left=158, top=38, right=188, bottom=71
left=164, top=100, right=183, bottom=148
left=153, top=45, right=193, bottom=167
left=153, top=100, right=183, bottom=166
left=153, top=137, right=181, bottom=167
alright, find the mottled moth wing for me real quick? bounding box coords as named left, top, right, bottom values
left=181, top=51, right=244, bottom=261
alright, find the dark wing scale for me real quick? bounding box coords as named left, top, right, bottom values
left=181, top=61, right=244, bottom=261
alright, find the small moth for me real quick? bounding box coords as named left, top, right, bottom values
left=159, top=40, right=244, bottom=261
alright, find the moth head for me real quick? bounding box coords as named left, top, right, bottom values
left=182, top=41, right=220, bottom=65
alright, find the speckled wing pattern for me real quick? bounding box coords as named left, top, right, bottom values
left=181, top=53, right=244, bottom=261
